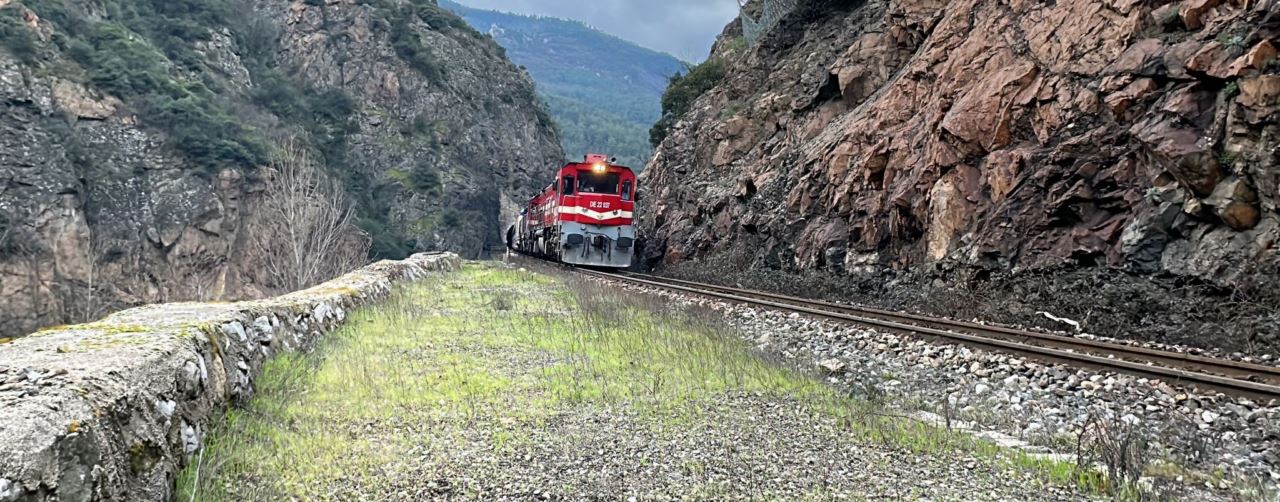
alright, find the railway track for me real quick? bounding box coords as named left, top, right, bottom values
left=576, top=269, right=1280, bottom=403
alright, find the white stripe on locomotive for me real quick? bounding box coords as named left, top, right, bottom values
left=558, top=206, right=634, bottom=220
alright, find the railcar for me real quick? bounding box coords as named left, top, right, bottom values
left=507, top=154, right=637, bottom=268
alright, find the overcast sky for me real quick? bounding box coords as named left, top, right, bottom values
left=451, top=0, right=740, bottom=61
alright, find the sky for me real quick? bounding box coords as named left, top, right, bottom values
left=451, top=0, right=740, bottom=61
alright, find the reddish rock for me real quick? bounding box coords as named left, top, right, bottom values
left=1131, top=115, right=1223, bottom=195
left=1179, top=0, right=1222, bottom=30
left=941, top=62, right=1038, bottom=151
left=640, top=0, right=1279, bottom=285
left=1104, top=78, right=1159, bottom=117
left=1228, top=40, right=1278, bottom=76
left=1237, top=75, right=1280, bottom=108
left=1186, top=42, right=1236, bottom=78
left=1228, top=75, right=1280, bottom=209
left=1206, top=177, right=1261, bottom=230
left=1108, top=38, right=1167, bottom=74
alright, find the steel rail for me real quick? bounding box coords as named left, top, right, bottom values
left=577, top=269, right=1280, bottom=403
left=618, top=273, right=1280, bottom=385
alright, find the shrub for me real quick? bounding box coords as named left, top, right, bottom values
left=415, top=3, right=468, bottom=32
left=400, top=115, right=433, bottom=138
left=76, top=23, right=177, bottom=97
left=305, top=89, right=359, bottom=170
left=1222, top=80, right=1240, bottom=99
left=723, top=36, right=748, bottom=53
left=650, top=58, right=726, bottom=147
left=358, top=217, right=415, bottom=260
left=252, top=69, right=306, bottom=117
left=308, top=89, right=356, bottom=124
left=389, top=8, right=446, bottom=82
left=407, top=161, right=443, bottom=195
left=145, top=94, right=268, bottom=173
left=0, top=7, right=39, bottom=65
left=441, top=209, right=461, bottom=228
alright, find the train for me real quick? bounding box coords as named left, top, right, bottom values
left=506, top=154, right=637, bottom=268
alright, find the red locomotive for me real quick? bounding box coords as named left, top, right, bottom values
left=507, top=154, right=638, bottom=268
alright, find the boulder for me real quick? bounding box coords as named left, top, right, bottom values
left=1179, top=0, right=1222, bottom=30
left=1205, top=177, right=1261, bottom=230
left=818, top=358, right=847, bottom=374
left=1228, top=40, right=1278, bottom=76
left=51, top=79, right=120, bottom=120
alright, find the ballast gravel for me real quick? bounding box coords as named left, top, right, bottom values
left=591, top=276, right=1280, bottom=500
left=324, top=394, right=1091, bottom=501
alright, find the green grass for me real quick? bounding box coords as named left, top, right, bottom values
left=178, top=263, right=1098, bottom=500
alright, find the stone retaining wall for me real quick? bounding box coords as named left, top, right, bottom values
left=0, top=253, right=462, bottom=501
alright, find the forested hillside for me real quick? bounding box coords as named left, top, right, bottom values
left=441, top=0, right=684, bottom=168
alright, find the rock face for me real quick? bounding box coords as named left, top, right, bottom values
left=0, top=252, right=461, bottom=501
left=642, top=0, right=1278, bottom=292
left=0, top=0, right=563, bottom=338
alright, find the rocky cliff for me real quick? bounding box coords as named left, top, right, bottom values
left=0, top=0, right=563, bottom=338
left=642, top=0, right=1280, bottom=351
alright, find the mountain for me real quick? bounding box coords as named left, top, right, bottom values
left=441, top=0, right=685, bottom=169
left=0, top=0, right=563, bottom=337
left=641, top=0, right=1280, bottom=353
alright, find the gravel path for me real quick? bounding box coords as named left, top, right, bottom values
left=341, top=394, right=1088, bottom=500
left=582, top=271, right=1279, bottom=500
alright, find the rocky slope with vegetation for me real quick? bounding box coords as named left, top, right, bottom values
left=641, top=0, right=1280, bottom=352
left=441, top=0, right=684, bottom=168
left=0, top=0, right=563, bottom=338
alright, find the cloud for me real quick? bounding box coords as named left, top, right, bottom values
left=453, top=0, right=739, bottom=61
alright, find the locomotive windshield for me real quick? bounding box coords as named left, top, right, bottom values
left=578, top=171, right=621, bottom=194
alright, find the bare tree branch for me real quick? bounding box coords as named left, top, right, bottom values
left=249, top=138, right=370, bottom=294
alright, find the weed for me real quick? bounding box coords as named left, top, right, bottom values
left=1218, top=33, right=1248, bottom=53
left=1222, top=80, right=1241, bottom=99
left=719, top=100, right=745, bottom=120
left=1143, top=186, right=1162, bottom=202
left=1220, top=151, right=1238, bottom=168
left=1074, top=413, right=1151, bottom=498
left=723, top=36, right=748, bottom=53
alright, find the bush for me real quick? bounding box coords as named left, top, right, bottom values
left=441, top=209, right=461, bottom=228
left=415, top=3, right=468, bottom=31
left=0, top=7, right=39, bottom=65
left=252, top=69, right=306, bottom=118
left=145, top=94, right=268, bottom=173
left=358, top=217, right=415, bottom=260
left=21, top=1, right=270, bottom=173
left=650, top=58, right=726, bottom=147
left=407, top=161, right=443, bottom=195
left=388, top=7, right=447, bottom=82
left=76, top=23, right=177, bottom=97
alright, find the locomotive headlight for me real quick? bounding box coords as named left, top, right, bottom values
left=592, top=162, right=607, bottom=173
